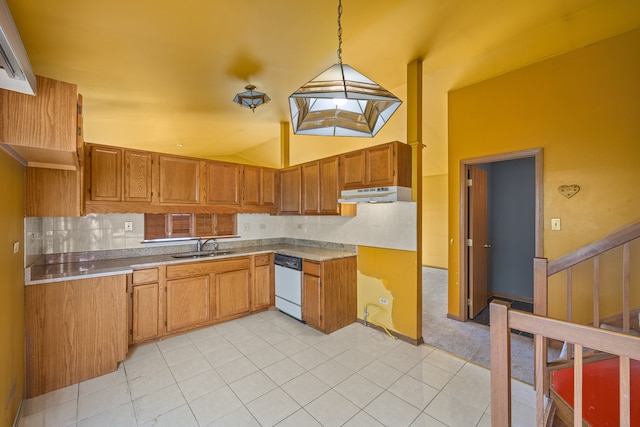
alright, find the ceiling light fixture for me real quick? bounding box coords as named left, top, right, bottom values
left=233, top=85, right=270, bottom=112
left=289, top=0, right=402, bottom=137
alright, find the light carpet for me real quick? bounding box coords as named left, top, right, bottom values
left=421, top=266, right=558, bottom=384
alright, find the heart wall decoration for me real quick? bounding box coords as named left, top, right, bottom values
left=558, top=184, right=580, bottom=199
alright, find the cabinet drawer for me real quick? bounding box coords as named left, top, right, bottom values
left=132, top=268, right=159, bottom=284
left=167, top=257, right=251, bottom=279
left=303, top=260, right=321, bottom=276
left=254, top=254, right=271, bottom=267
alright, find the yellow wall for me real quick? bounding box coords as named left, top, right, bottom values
left=422, top=174, right=448, bottom=269
left=0, top=150, right=25, bottom=426
left=447, top=28, right=640, bottom=319
left=357, top=246, right=420, bottom=340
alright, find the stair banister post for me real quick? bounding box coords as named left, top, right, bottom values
left=490, top=301, right=512, bottom=426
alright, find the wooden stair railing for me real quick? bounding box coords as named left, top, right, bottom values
left=533, top=221, right=640, bottom=395
left=490, top=301, right=639, bottom=426
left=490, top=221, right=640, bottom=426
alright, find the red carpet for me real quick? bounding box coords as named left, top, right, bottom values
left=552, top=358, right=639, bottom=426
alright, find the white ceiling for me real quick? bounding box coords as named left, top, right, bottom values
left=6, top=0, right=640, bottom=172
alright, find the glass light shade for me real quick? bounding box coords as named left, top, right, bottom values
left=289, top=63, right=401, bottom=137
left=233, top=85, right=270, bottom=112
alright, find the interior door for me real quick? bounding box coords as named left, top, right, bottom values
left=468, top=165, right=489, bottom=318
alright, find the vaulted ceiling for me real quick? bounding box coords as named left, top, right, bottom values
left=6, top=0, right=640, bottom=173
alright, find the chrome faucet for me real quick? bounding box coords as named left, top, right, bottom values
left=196, top=238, right=217, bottom=252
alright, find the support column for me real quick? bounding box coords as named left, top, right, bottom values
left=280, top=122, right=290, bottom=168
left=407, top=58, right=424, bottom=341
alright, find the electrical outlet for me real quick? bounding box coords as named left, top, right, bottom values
left=243, top=223, right=251, bottom=231
left=13, top=241, right=19, bottom=254
left=551, top=218, right=561, bottom=231
left=124, top=221, right=133, bottom=232
left=297, top=224, right=303, bottom=229
left=379, top=297, right=388, bottom=305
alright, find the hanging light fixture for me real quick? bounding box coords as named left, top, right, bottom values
left=289, top=0, right=401, bottom=137
left=233, top=85, right=270, bottom=112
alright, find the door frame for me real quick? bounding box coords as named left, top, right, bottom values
left=458, top=148, right=544, bottom=321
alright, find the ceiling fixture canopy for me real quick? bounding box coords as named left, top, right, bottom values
left=289, top=0, right=401, bottom=137
left=233, top=85, right=270, bottom=112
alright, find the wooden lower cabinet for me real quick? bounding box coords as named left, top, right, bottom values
left=161, top=256, right=257, bottom=334
left=216, top=269, right=250, bottom=319
left=25, top=275, right=128, bottom=398
left=252, top=253, right=274, bottom=311
left=302, top=267, right=323, bottom=330
left=132, top=283, right=160, bottom=342
left=130, top=267, right=163, bottom=343
left=302, top=256, right=357, bottom=334
left=166, top=275, right=210, bottom=332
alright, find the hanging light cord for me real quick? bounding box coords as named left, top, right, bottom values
left=337, top=0, right=343, bottom=64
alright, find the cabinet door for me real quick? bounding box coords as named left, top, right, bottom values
left=90, top=145, right=122, bottom=201
left=279, top=166, right=301, bottom=214
left=261, top=169, right=278, bottom=207
left=166, top=276, right=209, bottom=331
left=302, top=272, right=323, bottom=330
left=26, top=167, right=82, bottom=217
left=24, top=275, right=127, bottom=398
left=320, top=156, right=340, bottom=214
left=302, top=161, right=320, bottom=214
left=217, top=269, right=251, bottom=319
left=132, top=283, right=159, bottom=343
left=243, top=165, right=261, bottom=206
left=366, top=143, right=395, bottom=187
left=158, top=155, right=200, bottom=204
left=206, top=161, right=241, bottom=205
left=124, top=150, right=153, bottom=202
left=340, top=150, right=366, bottom=190
left=0, top=75, right=77, bottom=152
left=252, top=254, right=273, bottom=311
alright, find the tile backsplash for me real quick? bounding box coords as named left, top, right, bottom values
left=25, top=202, right=416, bottom=259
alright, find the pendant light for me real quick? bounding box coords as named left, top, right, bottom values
left=289, top=0, right=401, bottom=137
left=233, top=85, right=270, bottom=112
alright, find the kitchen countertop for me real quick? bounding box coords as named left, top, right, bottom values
left=26, top=243, right=357, bottom=285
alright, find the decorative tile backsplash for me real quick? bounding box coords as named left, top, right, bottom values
left=25, top=203, right=417, bottom=259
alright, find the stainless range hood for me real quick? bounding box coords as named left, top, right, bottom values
left=0, top=0, right=36, bottom=95
left=338, top=186, right=412, bottom=204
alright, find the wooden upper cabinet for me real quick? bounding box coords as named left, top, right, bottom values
left=243, top=166, right=278, bottom=209
left=89, top=145, right=122, bottom=201
left=340, top=150, right=366, bottom=189
left=280, top=166, right=301, bottom=215
left=366, top=143, right=395, bottom=187
left=320, top=156, right=340, bottom=214
left=124, top=150, right=153, bottom=202
left=26, top=167, right=83, bottom=217
left=243, top=165, right=261, bottom=206
left=0, top=76, right=80, bottom=169
left=205, top=161, right=241, bottom=206
left=158, top=155, right=200, bottom=204
left=302, top=161, right=320, bottom=214
left=262, top=168, right=278, bottom=207
left=341, top=141, right=412, bottom=190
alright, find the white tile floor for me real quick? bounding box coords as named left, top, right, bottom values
left=18, top=310, right=537, bottom=427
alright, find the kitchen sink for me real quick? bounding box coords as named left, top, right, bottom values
left=171, top=250, right=234, bottom=259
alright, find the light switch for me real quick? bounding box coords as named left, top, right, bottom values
left=13, top=241, right=19, bottom=254
left=551, top=218, right=561, bottom=231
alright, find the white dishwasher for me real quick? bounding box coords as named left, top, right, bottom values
left=274, top=253, right=303, bottom=321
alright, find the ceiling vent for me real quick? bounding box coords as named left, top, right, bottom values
left=0, top=0, right=36, bottom=95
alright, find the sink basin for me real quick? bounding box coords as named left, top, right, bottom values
left=171, top=250, right=234, bottom=259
